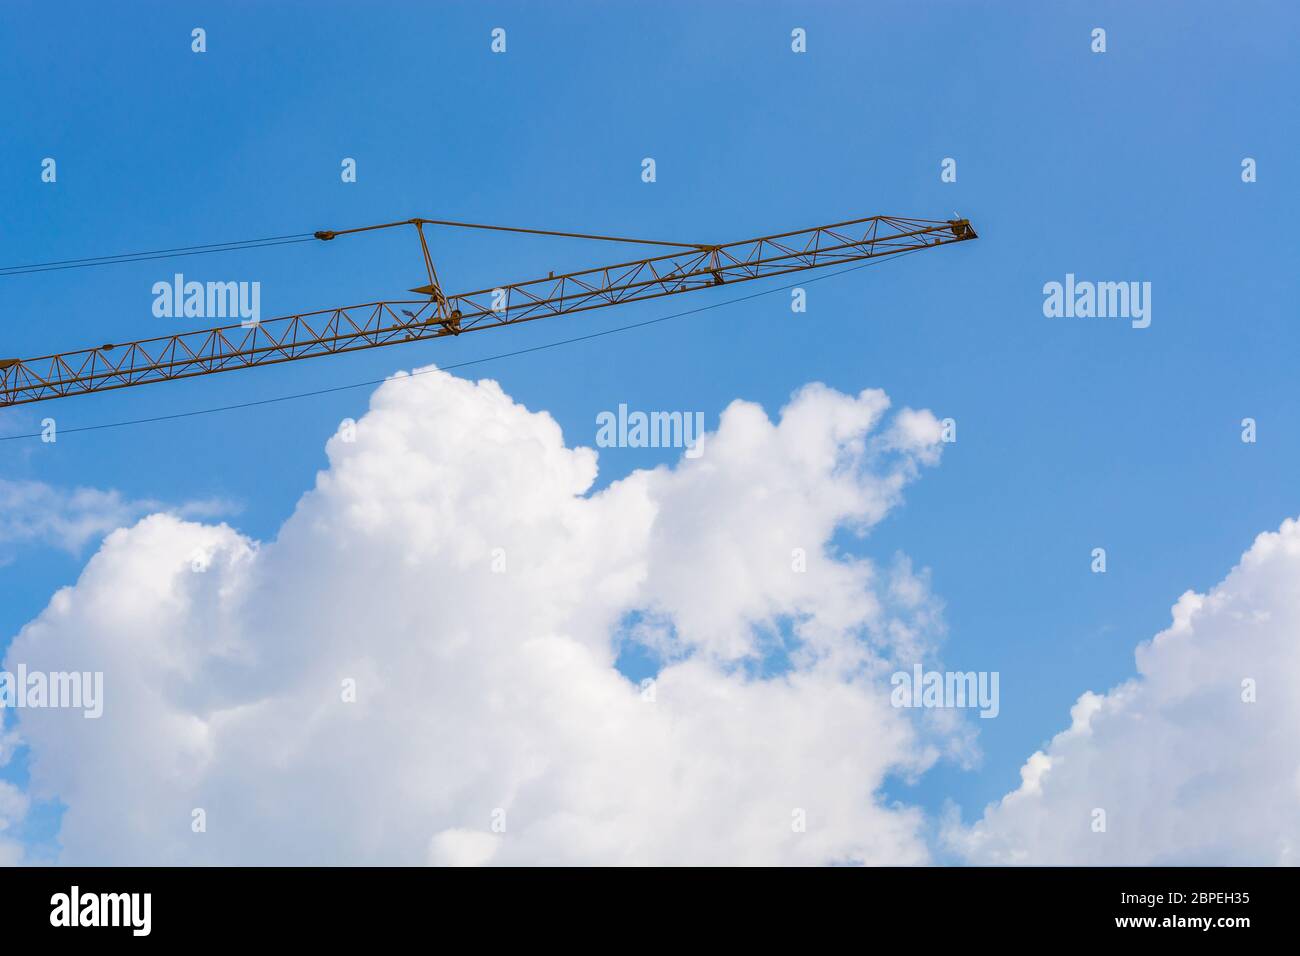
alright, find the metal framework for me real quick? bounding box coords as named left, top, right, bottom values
left=0, top=214, right=976, bottom=407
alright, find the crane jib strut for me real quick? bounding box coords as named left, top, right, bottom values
left=0, top=214, right=977, bottom=408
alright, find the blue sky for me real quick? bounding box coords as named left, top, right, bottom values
left=1, top=0, right=1297, bottom=860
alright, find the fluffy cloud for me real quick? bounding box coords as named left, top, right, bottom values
left=0, top=780, right=28, bottom=866
left=3, top=367, right=951, bottom=865
left=952, top=518, right=1300, bottom=865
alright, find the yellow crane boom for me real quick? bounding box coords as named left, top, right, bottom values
left=0, top=213, right=976, bottom=407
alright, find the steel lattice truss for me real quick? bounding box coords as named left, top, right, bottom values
left=0, top=214, right=976, bottom=407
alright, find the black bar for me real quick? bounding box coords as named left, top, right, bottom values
left=0, top=866, right=1288, bottom=942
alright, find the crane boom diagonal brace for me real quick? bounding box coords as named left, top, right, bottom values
left=0, top=214, right=976, bottom=408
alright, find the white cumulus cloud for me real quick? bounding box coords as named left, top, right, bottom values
left=3, top=367, right=952, bottom=865
left=951, top=517, right=1300, bottom=865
